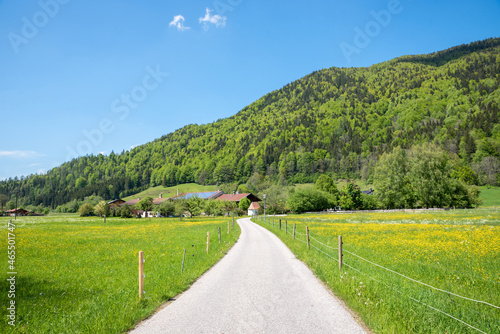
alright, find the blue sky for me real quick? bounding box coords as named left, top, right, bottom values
left=1, top=0, right=499, bottom=180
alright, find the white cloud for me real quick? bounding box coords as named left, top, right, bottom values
left=0, top=150, right=43, bottom=159
left=28, top=163, right=42, bottom=167
left=199, top=8, right=226, bottom=30
left=37, top=168, right=48, bottom=175
left=169, top=15, right=190, bottom=31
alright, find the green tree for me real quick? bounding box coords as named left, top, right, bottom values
left=373, top=147, right=414, bottom=209
left=137, top=197, right=154, bottom=212
left=186, top=196, right=203, bottom=217
left=314, top=175, right=339, bottom=197
left=159, top=201, right=176, bottom=217
left=451, top=165, right=478, bottom=185
left=204, top=200, right=224, bottom=216
left=219, top=200, right=237, bottom=216
left=467, top=185, right=482, bottom=207
left=449, top=179, right=472, bottom=208
left=75, top=177, right=87, bottom=189
left=262, top=184, right=290, bottom=214
left=94, top=201, right=110, bottom=217
left=361, top=193, right=379, bottom=210
left=175, top=199, right=188, bottom=220
left=239, top=197, right=251, bottom=211
left=287, top=189, right=336, bottom=213
left=408, top=144, right=452, bottom=208
left=119, top=205, right=132, bottom=218
left=213, top=165, right=234, bottom=184
left=0, top=194, right=8, bottom=211
left=6, top=200, right=15, bottom=210
left=237, top=184, right=249, bottom=194
left=78, top=203, right=94, bottom=217
left=339, top=183, right=362, bottom=210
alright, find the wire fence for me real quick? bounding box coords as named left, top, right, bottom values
left=255, top=215, right=499, bottom=333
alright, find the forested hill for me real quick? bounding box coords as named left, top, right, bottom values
left=3, top=37, right=500, bottom=208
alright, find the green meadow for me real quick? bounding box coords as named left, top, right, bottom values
left=255, top=208, right=500, bottom=333
left=0, top=216, right=240, bottom=333
left=479, top=186, right=500, bottom=207
left=122, top=183, right=218, bottom=201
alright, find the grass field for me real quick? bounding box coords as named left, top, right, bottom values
left=255, top=209, right=500, bottom=333
left=479, top=186, right=500, bottom=207
left=0, top=216, right=240, bottom=333
left=123, top=183, right=217, bottom=201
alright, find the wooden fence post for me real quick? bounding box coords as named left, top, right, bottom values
left=139, top=251, right=144, bottom=299
left=207, top=232, right=210, bottom=253
left=306, top=226, right=310, bottom=250
left=285, top=220, right=288, bottom=234
left=218, top=227, right=221, bottom=243
left=181, top=249, right=186, bottom=273
left=339, top=236, right=343, bottom=270
left=279, top=219, right=281, bottom=230
left=293, top=223, right=296, bottom=239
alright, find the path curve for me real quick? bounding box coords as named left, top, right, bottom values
left=130, top=218, right=367, bottom=333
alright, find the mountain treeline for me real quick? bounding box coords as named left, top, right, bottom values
left=2, top=38, right=500, bottom=209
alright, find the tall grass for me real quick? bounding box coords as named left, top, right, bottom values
left=255, top=209, right=500, bottom=333
left=0, top=216, right=239, bottom=333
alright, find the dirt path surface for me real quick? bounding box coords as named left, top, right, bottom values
left=130, top=218, right=367, bottom=334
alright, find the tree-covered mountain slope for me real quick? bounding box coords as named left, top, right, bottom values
left=2, top=37, right=500, bottom=208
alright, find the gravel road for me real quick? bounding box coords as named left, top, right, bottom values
left=130, top=217, right=367, bottom=334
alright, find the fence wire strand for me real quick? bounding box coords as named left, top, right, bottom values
left=295, top=230, right=306, bottom=236
left=309, top=235, right=339, bottom=251
left=343, top=249, right=500, bottom=310
left=412, top=259, right=499, bottom=285
left=310, top=243, right=339, bottom=262
left=294, top=236, right=307, bottom=244
left=343, top=261, right=488, bottom=334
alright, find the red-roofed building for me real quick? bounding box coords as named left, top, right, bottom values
left=215, top=193, right=261, bottom=203
left=247, top=201, right=260, bottom=216
left=123, top=198, right=140, bottom=206
left=5, top=208, right=31, bottom=217
left=108, top=199, right=125, bottom=208
left=111, top=191, right=261, bottom=217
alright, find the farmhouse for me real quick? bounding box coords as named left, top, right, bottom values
left=171, top=190, right=224, bottom=200
left=215, top=193, right=261, bottom=204
left=107, top=199, right=125, bottom=208
left=113, top=191, right=262, bottom=217
left=5, top=208, right=31, bottom=217
left=153, top=193, right=169, bottom=205
left=123, top=198, right=140, bottom=206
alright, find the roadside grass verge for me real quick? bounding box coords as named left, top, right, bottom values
left=0, top=216, right=240, bottom=333
left=254, top=209, right=500, bottom=333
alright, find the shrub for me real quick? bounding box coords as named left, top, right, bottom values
left=78, top=203, right=94, bottom=217
left=288, top=189, right=336, bottom=214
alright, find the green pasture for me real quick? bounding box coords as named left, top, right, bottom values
left=122, top=183, right=217, bottom=201
left=0, top=216, right=239, bottom=333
